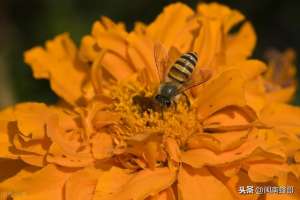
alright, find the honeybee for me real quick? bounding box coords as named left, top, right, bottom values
left=153, top=42, right=211, bottom=110
left=132, top=43, right=211, bottom=117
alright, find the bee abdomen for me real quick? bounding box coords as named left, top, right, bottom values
left=168, top=52, right=198, bottom=84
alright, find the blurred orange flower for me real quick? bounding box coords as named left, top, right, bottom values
left=0, top=2, right=300, bottom=200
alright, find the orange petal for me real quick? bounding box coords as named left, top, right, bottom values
left=164, top=137, right=181, bottom=162
left=260, top=102, right=300, bottom=135
left=92, top=110, right=120, bottom=130
left=194, top=70, right=246, bottom=120
left=193, top=19, right=222, bottom=69
left=177, top=165, right=233, bottom=200
left=79, top=35, right=100, bottom=62
left=146, top=3, right=194, bottom=49
left=147, top=188, right=176, bottom=200
left=187, top=130, right=250, bottom=153
left=0, top=164, right=71, bottom=200
left=101, top=52, right=135, bottom=81
left=14, top=103, right=51, bottom=140
left=266, top=86, right=296, bottom=103
left=225, top=173, right=260, bottom=200
left=91, top=133, right=114, bottom=160
left=182, top=137, right=267, bottom=168
left=197, top=3, right=245, bottom=33
left=265, top=175, right=300, bottom=200
left=65, top=167, right=100, bottom=200
left=24, top=33, right=88, bottom=105
left=248, top=163, right=290, bottom=183
left=227, top=60, right=267, bottom=80
left=46, top=115, right=93, bottom=167
left=127, top=34, right=159, bottom=83
left=93, top=167, right=176, bottom=200
left=203, top=106, right=252, bottom=127
left=226, top=22, right=256, bottom=64
left=95, top=31, right=128, bottom=59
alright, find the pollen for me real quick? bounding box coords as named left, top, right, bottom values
left=104, top=80, right=203, bottom=147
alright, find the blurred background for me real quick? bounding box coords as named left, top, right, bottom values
left=0, top=0, right=299, bottom=109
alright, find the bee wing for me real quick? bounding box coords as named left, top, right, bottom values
left=154, top=42, right=169, bottom=82
left=167, top=46, right=182, bottom=67
left=177, top=69, right=212, bottom=94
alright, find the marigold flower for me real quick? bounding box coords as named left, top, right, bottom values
left=0, top=2, right=300, bottom=200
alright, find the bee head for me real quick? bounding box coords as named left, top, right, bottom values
left=155, top=94, right=171, bottom=107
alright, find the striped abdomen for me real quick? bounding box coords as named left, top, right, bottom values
left=167, top=52, right=198, bottom=84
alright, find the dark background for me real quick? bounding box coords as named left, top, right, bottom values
left=0, top=0, right=299, bottom=109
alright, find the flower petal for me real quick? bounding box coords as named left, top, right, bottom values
left=164, top=137, right=181, bottom=162
left=14, top=103, right=51, bottom=140
left=79, top=35, right=100, bottom=62
left=248, top=163, right=290, bottom=183
left=93, top=167, right=176, bottom=200
left=194, top=70, right=246, bottom=120
left=146, top=3, right=194, bottom=49
left=127, top=34, right=159, bottom=83
left=24, top=33, right=88, bottom=105
left=65, top=167, right=100, bottom=200
left=0, top=164, right=71, bottom=200
left=226, top=22, right=256, bottom=64
left=193, top=19, right=222, bottom=69
left=260, top=102, right=300, bottom=135
left=266, top=86, right=296, bottom=103
left=101, top=52, right=135, bottom=81
left=91, top=133, right=114, bottom=160
left=182, top=136, right=275, bottom=168
left=227, top=60, right=267, bottom=80
left=197, top=3, right=245, bottom=33
left=146, top=188, right=176, bottom=200
left=177, top=165, right=233, bottom=200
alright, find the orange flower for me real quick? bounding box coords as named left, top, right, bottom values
left=1, top=2, right=300, bottom=200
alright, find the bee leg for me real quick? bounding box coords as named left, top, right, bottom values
left=182, top=92, right=191, bottom=109
left=160, top=106, right=164, bottom=120
left=173, top=100, right=178, bottom=112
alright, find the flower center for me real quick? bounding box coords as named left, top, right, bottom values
left=104, top=81, right=202, bottom=147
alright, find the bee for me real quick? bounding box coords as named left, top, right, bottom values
left=153, top=42, right=211, bottom=111
left=132, top=43, right=211, bottom=117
